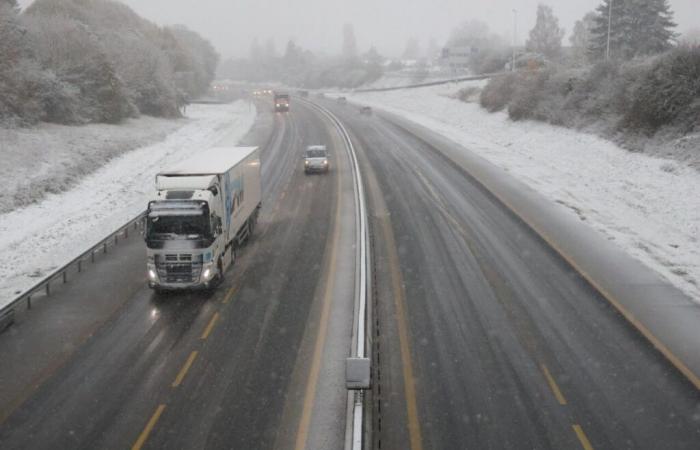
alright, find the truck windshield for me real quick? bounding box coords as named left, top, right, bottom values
left=147, top=214, right=211, bottom=240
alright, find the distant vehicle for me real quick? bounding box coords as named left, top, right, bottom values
left=337, top=96, right=347, bottom=104
left=316, top=92, right=326, bottom=99
left=360, top=106, right=373, bottom=115
left=304, top=145, right=329, bottom=174
left=145, top=147, right=262, bottom=291
left=298, top=90, right=309, bottom=98
left=274, top=92, right=290, bottom=112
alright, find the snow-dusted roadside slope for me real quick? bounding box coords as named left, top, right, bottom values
left=348, top=82, right=700, bottom=302
left=0, top=115, right=186, bottom=214
left=0, top=101, right=256, bottom=304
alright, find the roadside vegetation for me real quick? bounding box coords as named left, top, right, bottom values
left=0, top=0, right=218, bottom=126
left=457, top=0, right=700, bottom=147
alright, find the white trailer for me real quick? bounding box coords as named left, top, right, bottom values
left=145, top=146, right=262, bottom=290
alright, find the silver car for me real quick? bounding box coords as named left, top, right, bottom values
left=304, top=145, right=329, bottom=174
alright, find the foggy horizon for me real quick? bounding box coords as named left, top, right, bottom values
left=15, top=0, right=700, bottom=59
left=122, top=0, right=700, bottom=59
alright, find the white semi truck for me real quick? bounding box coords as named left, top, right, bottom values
left=145, top=146, right=262, bottom=291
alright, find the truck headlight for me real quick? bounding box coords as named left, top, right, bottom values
left=147, top=264, right=158, bottom=282
left=201, top=262, right=215, bottom=281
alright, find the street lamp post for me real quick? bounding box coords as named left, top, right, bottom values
left=512, top=9, right=517, bottom=71
left=606, top=0, right=613, bottom=59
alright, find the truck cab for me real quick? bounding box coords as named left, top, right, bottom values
left=274, top=93, right=290, bottom=112
left=146, top=147, right=261, bottom=291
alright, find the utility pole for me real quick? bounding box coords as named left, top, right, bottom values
left=512, top=9, right=518, bottom=71
left=606, top=0, right=613, bottom=59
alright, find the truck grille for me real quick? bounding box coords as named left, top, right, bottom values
left=156, top=254, right=203, bottom=283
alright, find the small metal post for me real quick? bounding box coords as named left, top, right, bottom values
left=124, top=227, right=129, bottom=239
left=91, top=251, right=95, bottom=263
left=27, top=296, right=32, bottom=310
left=115, top=234, right=118, bottom=245
left=62, top=272, right=67, bottom=283
left=103, top=242, right=108, bottom=254
left=46, top=282, right=50, bottom=296
left=78, top=260, right=82, bottom=273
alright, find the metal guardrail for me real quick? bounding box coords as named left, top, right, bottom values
left=302, top=99, right=371, bottom=450
left=0, top=212, right=147, bottom=333
left=352, top=72, right=503, bottom=93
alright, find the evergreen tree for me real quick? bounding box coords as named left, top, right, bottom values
left=526, top=4, right=565, bottom=59
left=590, top=0, right=676, bottom=60
left=632, top=0, right=676, bottom=56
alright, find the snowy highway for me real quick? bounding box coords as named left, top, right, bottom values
left=1, top=97, right=700, bottom=450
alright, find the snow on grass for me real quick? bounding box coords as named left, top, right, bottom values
left=0, top=101, right=256, bottom=307
left=0, top=115, right=184, bottom=213
left=348, top=82, right=700, bottom=302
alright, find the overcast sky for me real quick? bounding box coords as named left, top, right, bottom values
left=21, top=0, right=700, bottom=59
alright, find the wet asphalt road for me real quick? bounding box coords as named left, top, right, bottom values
left=0, top=101, right=350, bottom=450
left=324, top=101, right=700, bottom=450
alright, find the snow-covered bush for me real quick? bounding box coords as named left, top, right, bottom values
left=479, top=73, right=517, bottom=112
left=478, top=47, right=700, bottom=138
left=623, top=47, right=700, bottom=134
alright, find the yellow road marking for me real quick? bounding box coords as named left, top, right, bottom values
left=540, top=363, right=567, bottom=405
left=171, top=351, right=198, bottom=388
left=200, top=312, right=220, bottom=340
left=294, top=131, right=343, bottom=450
left=365, top=160, right=424, bottom=450
left=131, top=404, right=165, bottom=450
left=222, top=286, right=238, bottom=304
left=441, top=152, right=700, bottom=391
left=381, top=215, right=424, bottom=450
left=572, top=424, right=594, bottom=450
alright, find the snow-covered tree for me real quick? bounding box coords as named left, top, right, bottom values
left=590, top=0, right=676, bottom=60
left=526, top=4, right=565, bottom=59
left=570, top=12, right=597, bottom=64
